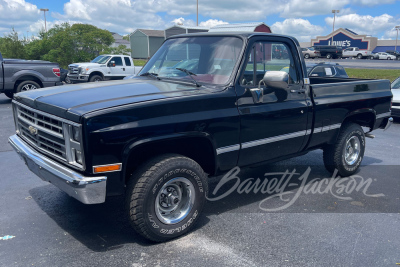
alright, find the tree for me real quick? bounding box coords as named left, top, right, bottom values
left=0, top=28, right=26, bottom=58
left=103, top=44, right=131, bottom=56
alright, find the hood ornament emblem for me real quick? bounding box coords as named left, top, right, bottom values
left=28, top=126, right=38, bottom=135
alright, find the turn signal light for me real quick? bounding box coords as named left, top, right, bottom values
left=93, top=164, right=122, bottom=174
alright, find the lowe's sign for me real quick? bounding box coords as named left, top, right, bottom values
left=313, top=32, right=369, bottom=50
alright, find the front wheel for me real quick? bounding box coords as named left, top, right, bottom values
left=89, top=75, right=103, bottom=82
left=370, top=56, right=374, bottom=60
left=304, top=54, right=310, bottom=59
left=388, top=57, right=391, bottom=60
left=126, top=154, right=208, bottom=242
left=323, top=123, right=365, bottom=177
left=357, top=54, right=363, bottom=59
left=326, top=53, right=332, bottom=59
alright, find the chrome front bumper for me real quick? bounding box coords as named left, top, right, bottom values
left=8, top=135, right=107, bottom=204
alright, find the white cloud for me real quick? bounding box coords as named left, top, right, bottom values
left=271, top=19, right=325, bottom=42
left=352, top=0, right=396, bottom=6
left=325, top=13, right=399, bottom=38
left=0, top=0, right=40, bottom=34
left=199, top=19, right=228, bottom=28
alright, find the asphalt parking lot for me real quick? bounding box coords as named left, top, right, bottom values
left=305, top=58, right=400, bottom=69
left=0, top=92, right=400, bottom=267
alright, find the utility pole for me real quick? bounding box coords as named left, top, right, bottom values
left=196, top=0, right=198, bottom=26
left=40, top=8, right=49, bottom=32
left=395, top=26, right=400, bottom=52
left=331, top=10, right=340, bottom=45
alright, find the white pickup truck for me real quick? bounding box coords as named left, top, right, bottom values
left=342, top=47, right=372, bottom=59
left=67, top=55, right=142, bottom=83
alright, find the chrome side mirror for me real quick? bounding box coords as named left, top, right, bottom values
left=262, top=71, right=289, bottom=90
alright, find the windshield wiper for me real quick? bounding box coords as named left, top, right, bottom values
left=140, top=72, right=161, bottom=80
left=175, top=68, right=201, bottom=87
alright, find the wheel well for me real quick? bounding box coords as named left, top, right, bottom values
left=342, top=112, right=375, bottom=131
left=14, top=76, right=43, bottom=91
left=89, top=72, right=104, bottom=79
left=124, top=137, right=216, bottom=183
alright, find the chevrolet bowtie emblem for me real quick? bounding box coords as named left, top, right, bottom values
left=28, top=126, right=38, bottom=135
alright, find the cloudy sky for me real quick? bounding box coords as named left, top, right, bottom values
left=1, top=0, right=400, bottom=42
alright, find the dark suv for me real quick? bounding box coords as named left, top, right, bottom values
left=313, top=45, right=343, bottom=59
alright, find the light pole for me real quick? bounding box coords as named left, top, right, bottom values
left=40, top=8, right=49, bottom=32
left=196, top=0, right=198, bottom=26
left=331, top=10, right=340, bottom=45
left=395, top=26, right=400, bottom=52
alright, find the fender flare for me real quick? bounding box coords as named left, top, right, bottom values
left=121, top=132, right=217, bottom=180
left=12, top=70, right=45, bottom=84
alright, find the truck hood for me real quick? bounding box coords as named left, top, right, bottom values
left=392, top=89, right=400, bottom=102
left=14, top=78, right=208, bottom=123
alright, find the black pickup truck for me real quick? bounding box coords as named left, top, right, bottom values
left=0, top=52, right=62, bottom=99
left=8, top=33, right=393, bottom=242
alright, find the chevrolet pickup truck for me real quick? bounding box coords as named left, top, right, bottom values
left=67, top=55, right=142, bottom=83
left=9, top=33, right=393, bottom=242
left=0, top=52, right=62, bottom=99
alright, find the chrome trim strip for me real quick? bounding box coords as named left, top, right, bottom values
left=376, top=112, right=391, bottom=119
left=9, top=135, right=106, bottom=204
left=314, top=123, right=341, bottom=134
left=216, top=144, right=241, bottom=155
left=93, top=163, right=122, bottom=173
left=242, top=130, right=307, bottom=149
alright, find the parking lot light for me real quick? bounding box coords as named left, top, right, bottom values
left=395, top=26, right=400, bottom=52
left=331, top=10, right=340, bottom=45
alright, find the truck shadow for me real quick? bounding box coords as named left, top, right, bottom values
left=0, top=97, right=12, bottom=104
left=29, top=152, right=386, bottom=251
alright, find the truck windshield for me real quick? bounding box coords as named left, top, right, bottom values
left=91, top=56, right=111, bottom=64
left=140, top=36, right=243, bottom=85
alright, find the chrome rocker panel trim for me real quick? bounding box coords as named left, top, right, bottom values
left=8, top=134, right=107, bottom=204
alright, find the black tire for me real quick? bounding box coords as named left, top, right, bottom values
left=323, top=123, right=365, bottom=177
left=126, top=154, right=208, bottom=242
left=326, top=53, right=332, bottom=59
left=65, top=76, right=71, bottom=84
left=16, top=80, right=40, bottom=93
left=370, top=56, right=374, bottom=60
left=89, top=75, right=103, bottom=82
left=4, top=92, right=14, bottom=99
left=357, top=54, right=362, bottom=59
left=387, top=57, right=391, bottom=60
left=304, top=54, right=310, bottom=59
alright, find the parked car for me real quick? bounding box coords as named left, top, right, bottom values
left=9, top=32, right=393, bottom=242
left=370, top=52, right=397, bottom=60
left=313, top=45, right=343, bottom=59
left=0, top=52, right=62, bottom=99
left=306, top=62, right=348, bottom=78
left=391, top=76, right=400, bottom=117
left=342, top=47, right=372, bottom=59
left=386, top=50, right=400, bottom=60
left=301, top=47, right=320, bottom=59
left=67, top=55, right=142, bottom=83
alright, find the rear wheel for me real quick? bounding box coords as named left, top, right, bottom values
left=16, top=80, right=40, bottom=93
left=370, top=56, right=374, bottom=60
left=323, top=123, right=365, bottom=177
left=125, top=154, right=208, bottom=242
left=304, top=54, right=310, bottom=59
left=4, top=92, right=14, bottom=99
left=388, top=57, right=391, bottom=60
left=326, top=53, right=332, bottom=59
left=357, top=54, right=363, bottom=59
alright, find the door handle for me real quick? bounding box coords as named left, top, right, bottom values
left=290, top=89, right=306, bottom=94
left=122, top=68, right=125, bottom=71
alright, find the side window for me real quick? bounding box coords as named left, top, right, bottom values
left=124, top=57, right=132, bottom=66
left=111, top=57, right=123, bottom=66
left=240, top=41, right=299, bottom=86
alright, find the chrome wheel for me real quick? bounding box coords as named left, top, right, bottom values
left=21, top=83, right=38, bottom=91
left=344, top=136, right=360, bottom=165
left=155, top=177, right=195, bottom=224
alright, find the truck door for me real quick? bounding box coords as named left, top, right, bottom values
left=236, top=37, right=310, bottom=166
left=108, top=56, right=125, bottom=78
left=123, top=56, right=135, bottom=75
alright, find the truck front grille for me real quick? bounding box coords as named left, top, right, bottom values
left=68, top=66, right=80, bottom=74
left=12, top=101, right=85, bottom=171
left=16, top=105, right=66, bottom=161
